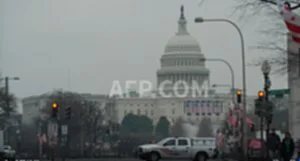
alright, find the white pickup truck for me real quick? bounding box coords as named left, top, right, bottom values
left=137, top=137, right=217, bottom=161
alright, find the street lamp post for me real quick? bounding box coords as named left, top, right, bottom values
left=195, top=17, right=247, bottom=159
left=201, top=58, right=235, bottom=103
left=261, top=60, right=271, bottom=158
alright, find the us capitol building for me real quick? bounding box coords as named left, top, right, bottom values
left=108, top=6, right=253, bottom=131
left=22, top=6, right=256, bottom=132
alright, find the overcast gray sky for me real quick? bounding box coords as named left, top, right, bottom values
left=0, top=0, right=287, bottom=98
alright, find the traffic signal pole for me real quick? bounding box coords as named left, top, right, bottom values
left=260, top=114, right=264, bottom=141
left=264, top=74, right=270, bottom=159
left=257, top=91, right=265, bottom=142
left=261, top=60, right=272, bottom=160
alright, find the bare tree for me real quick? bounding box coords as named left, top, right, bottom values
left=42, top=90, right=104, bottom=145
left=232, top=0, right=300, bottom=74
left=0, top=87, right=17, bottom=128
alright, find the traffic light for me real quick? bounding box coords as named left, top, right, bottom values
left=65, top=107, right=71, bottom=120
left=258, top=90, right=265, bottom=100
left=51, top=102, right=58, bottom=118
left=236, top=90, right=242, bottom=103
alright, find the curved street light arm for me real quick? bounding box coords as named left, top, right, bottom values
left=204, top=58, right=235, bottom=102
left=195, top=17, right=247, bottom=159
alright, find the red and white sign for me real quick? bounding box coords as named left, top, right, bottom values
left=277, top=0, right=300, bottom=43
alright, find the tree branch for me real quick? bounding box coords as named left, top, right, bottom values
left=261, top=0, right=300, bottom=10
left=261, top=0, right=277, bottom=5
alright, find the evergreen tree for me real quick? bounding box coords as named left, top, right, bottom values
left=155, top=116, right=170, bottom=138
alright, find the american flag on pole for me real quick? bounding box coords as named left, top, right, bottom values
left=277, top=0, right=300, bottom=43
left=227, top=109, right=237, bottom=126
left=39, top=133, right=47, bottom=144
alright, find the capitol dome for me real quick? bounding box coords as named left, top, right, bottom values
left=164, top=6, right=202, bottom=54
left=165, top=35, right=201, bottom=53
left=156, top=5, right=210, bottom=97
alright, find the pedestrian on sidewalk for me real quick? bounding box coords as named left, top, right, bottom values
left=281, top=132, right=295, bottom=161
left=267, top=128, right=281, bottom=159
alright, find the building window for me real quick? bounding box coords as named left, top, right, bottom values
left=137, top=109, right=141, bottom=115
left=151, top=110, right=154, bottom=115
left=137, top=104, right=140, bottom=107
left=145, top=104, right=148, bottom=107
left=145, top=109, right=148, bottom=115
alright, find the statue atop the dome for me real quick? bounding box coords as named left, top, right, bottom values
left=180, top=5, right=184, bottom=19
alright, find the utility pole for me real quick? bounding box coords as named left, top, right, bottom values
left=261, top=60, right=272, bottom=159
left=255, top=91, right=265, bottom=140
left=5, top=77, right=9, bottom=116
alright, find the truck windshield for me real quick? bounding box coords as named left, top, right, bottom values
left=157, top=138, right=169, bottom=145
